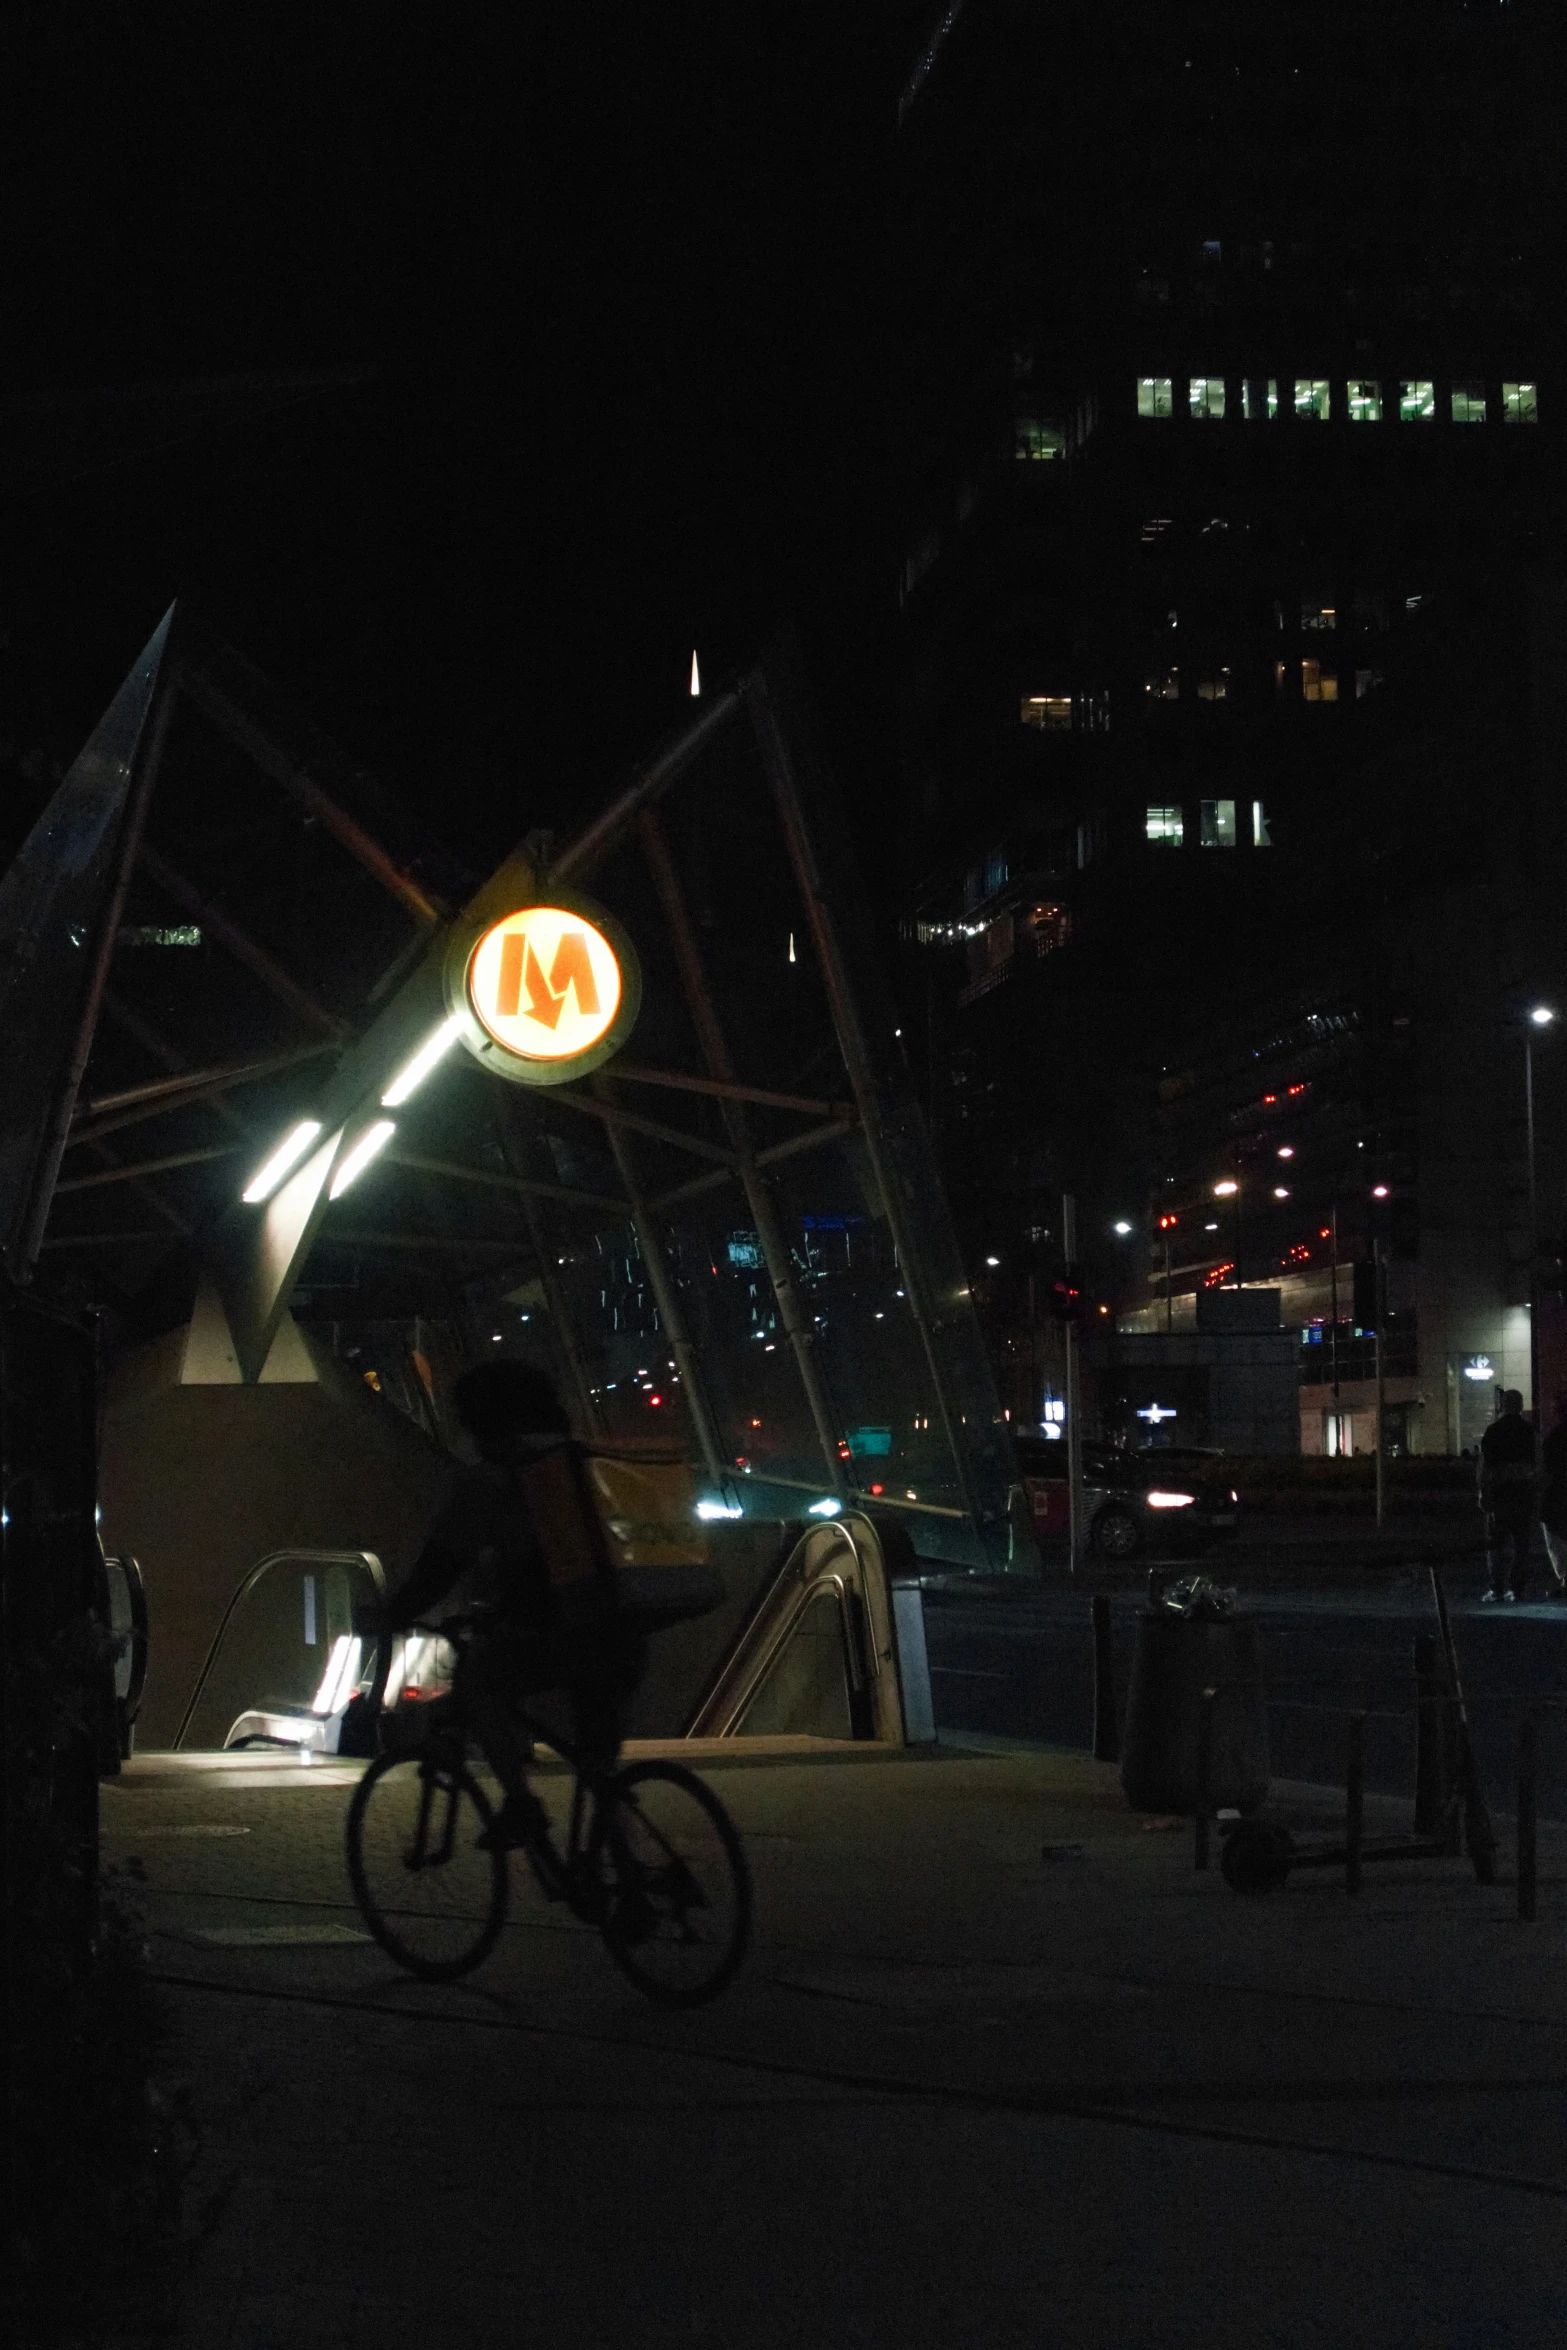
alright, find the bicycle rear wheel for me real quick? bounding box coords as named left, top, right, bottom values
left=591, top=1760, right=750, bottom=2007
left=346, top=1749, right=507, bottom=1981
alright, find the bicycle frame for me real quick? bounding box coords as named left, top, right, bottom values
left=365, top=1617, right=614, bottom=1913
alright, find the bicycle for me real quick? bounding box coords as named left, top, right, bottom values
left=344, top=1616, right=751, bottom=2006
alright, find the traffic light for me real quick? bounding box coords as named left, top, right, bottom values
left=1046, top=1274, right=1088, bottom=1323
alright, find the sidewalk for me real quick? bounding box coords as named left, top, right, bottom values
left=101, top=1737, right=1567, bottom=2350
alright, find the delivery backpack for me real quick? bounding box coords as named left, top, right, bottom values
left=517, top=1438, right=719, bottom=1630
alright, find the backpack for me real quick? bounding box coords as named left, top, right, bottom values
left=517, top=1439, right=711, bottom=1630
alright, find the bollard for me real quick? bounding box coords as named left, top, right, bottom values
left=1518, top=1712, right=1537, bottom=1924
left=1091, top=1593, right=1120, bottom=1764
left=1345, top=1711, right=1365, bottom=1897
left=1194, top=1684, right=1215, bottom=1872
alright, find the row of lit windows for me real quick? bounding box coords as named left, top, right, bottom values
left=1024, top=661, right=1381, bottom=723
left=1137, top=376, right=1539, bottom=426
left=1147, top=802, right=1271, bottom=850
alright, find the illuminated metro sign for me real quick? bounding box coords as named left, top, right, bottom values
left=448, top=891, right=640, bottom=1087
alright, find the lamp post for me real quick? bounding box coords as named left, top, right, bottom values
left=1526, top=1005, right=1556, bottom=1423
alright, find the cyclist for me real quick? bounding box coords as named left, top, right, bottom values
left=364, top=1361, right=644, bottom=1850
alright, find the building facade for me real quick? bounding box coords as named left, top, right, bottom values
left=895, top=0, right=1565, bottom=1453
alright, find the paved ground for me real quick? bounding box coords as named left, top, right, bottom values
left=104, top=1737, right=1567, bottom=2350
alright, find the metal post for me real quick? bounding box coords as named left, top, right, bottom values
left=1329, top=1200, right=1341, bottom=1446
left=1517, top=1710, right=1537, bottom=1922
left=1413, top=1632, right=1447, bottom=1837
left=1526, top=1027, right=1541, bottom=1424
left=1194, top=1685, right=1215, bottom=1870
left=747, top=674, right=989, bottom=1542
left=1164, top=1224, right=1173, bottom=1334
left=1374, top=1239, right=1386, bottom=1532
left=1345, top=1710, right=1365, bottom=1896
left=636, top=811, right=847, bottom=1496
left=598, top=1114, right=731, bottom=1495
left=1064, top=1192, right=1084, bottom=1576
left=1090, top=1592, right=1119, bottom=1763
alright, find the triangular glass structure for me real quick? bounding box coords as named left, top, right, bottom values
left=0, top=610, right=175, bottom=1276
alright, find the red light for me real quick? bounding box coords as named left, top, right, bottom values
left=749, top=1418, right=762, bottom=1429
left=1158, top=1214, right=1178, bottom=1230
left=649, top=1393, right=663, bottom=1406
left=1287, top=1083, right=1308, bottom=1096
left=1319, top=1228, right=1331, bottom=1239
left=870, top=1483, right=884, bottom=1496
left=1262, top=1094, right=1277, bottom=1106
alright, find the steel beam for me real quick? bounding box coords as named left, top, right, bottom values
left=638, top=808, right=847, bottom=1495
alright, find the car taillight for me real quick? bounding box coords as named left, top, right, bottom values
left=1146, top=1490, right=1197, bottom=1509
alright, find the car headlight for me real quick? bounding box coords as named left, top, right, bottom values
left=1146, top=1490, right=1197, bottom=1509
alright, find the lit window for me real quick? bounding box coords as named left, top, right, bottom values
left=1144, top=668, right=1179, bottom=701
left=1016, top=417, right=1067, bottom=460
left=1137, top=377, right=1174, bottom=419
left=1347, top=380, right=1382, bottom=423
left=1242, top=379, right=1278, bottom=421
left=1200, top=799, right=1237, bottom=848
left=1451, top=382, right=1486, bottom=425
left=1301, top=599, right=1337, bottom=632
left=1503, top=381, right=1539, bottom=425
left=1302, top=659, right=1338, bottom=703
left=1251, top=801, right=1272, bottom=847
left=1141, top=515, right=1174, bottom=543
left=1196, top=671, right=1229, bottom=702
left=1294, top=378, right=1331, bottom=422
left=1189, top=375, right=1226, bottom=419
left=1355, top=668, right=1383, bottom=700
left=1398, top=380, right=1435, bottom=423
left=1020, top=695, right=1072, bottom=730
left=1146, top=805, right=1185, bottom=846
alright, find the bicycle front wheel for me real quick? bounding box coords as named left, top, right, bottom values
left=591, top=1760, right=751, bottom=2007
left=346, top=1749, right=507, bottom=1981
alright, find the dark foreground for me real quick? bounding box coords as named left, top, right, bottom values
left=101, top=1735, right=1567, bottom=2350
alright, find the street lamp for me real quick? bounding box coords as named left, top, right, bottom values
left=1526, top=1007, right=1557, bottom=1422
left=1213, top=1178, right=1240, bottom=1284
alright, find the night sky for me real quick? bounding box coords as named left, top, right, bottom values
left=0, top=5, right=921, bottom=873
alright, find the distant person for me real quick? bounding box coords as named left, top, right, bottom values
left=1538, top=1392, right=1567, bottom=1599
left=367, top=1362, right=644, bottom=1847
left=1479, top=1389, right=1537, bottom=1604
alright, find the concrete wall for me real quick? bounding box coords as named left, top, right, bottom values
left=101, top=1309, right=447, bottom=1747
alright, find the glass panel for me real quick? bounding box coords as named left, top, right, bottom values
left=1244, top=379, right=1280, bottom=421
left=1199, top=800, right=1237, bottom=848
left=1294, top=379, right=1331, bottom=421
left=499, top=688, right=1017, bottom=1566
left=1503, top=381, right=1539, bottom=424
left=1144, top=668, right=1180, bottom=701
left=1301, top=599, right=1337, bottom=632
left=1399, top=380, right=1436, bottom=422
left=1251, top=802, right=1272, bottom=848
left=1451, top=381, right=1487, bottom=424
left=1302, top=659, right=1338, bottom=702
left=1188, top=376, right=1226, bottom=419
left=1020, top=695, right=1072, bottom=730
left=1146, top=805, right=1185, bottom=846
left=1137, top=377, right=1174, bottom=419
left=1015, top=417, right=1066, bottom=460
left=0, top=614, right=172, bottom=1274
left=1347, top=380, right=1382, bottom=422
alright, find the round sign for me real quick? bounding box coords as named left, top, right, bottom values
left=467, top=905, right=623, bottom=1064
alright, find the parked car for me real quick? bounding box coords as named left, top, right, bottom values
left=1014, top=1438, right=1240, bottom=1561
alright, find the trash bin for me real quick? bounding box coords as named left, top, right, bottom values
left=1119, top=1606, right=1269, bottom=1815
